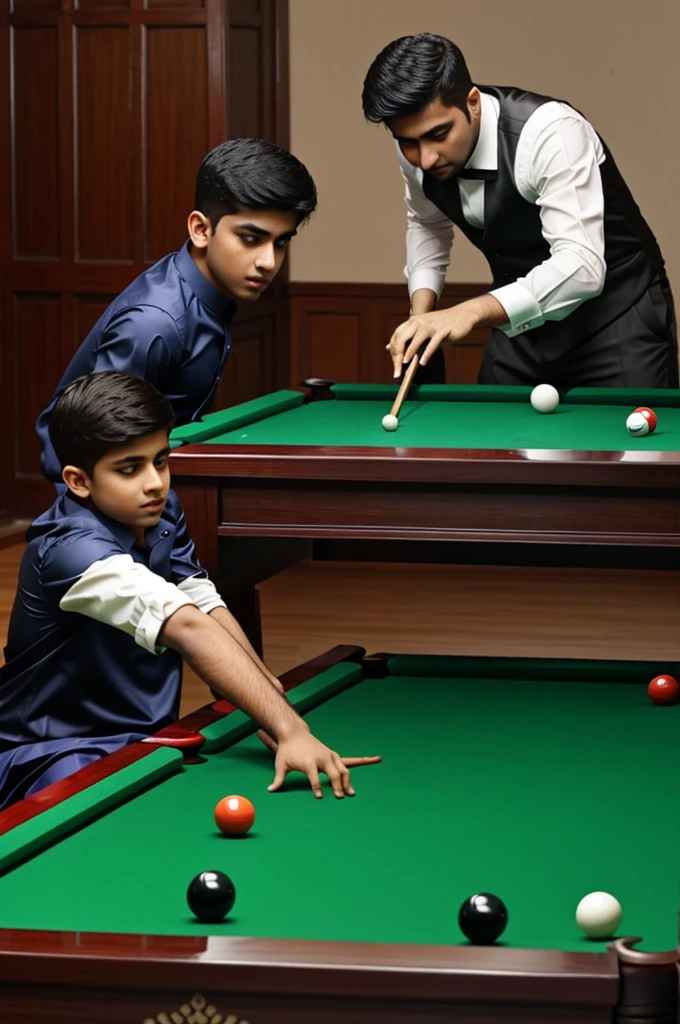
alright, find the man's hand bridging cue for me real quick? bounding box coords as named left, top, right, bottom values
left=387, top=294, right=509, bottom=378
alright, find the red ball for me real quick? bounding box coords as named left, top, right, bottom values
left=634, top=407, right=657, bottom=434
left=648, top=675, right=680, bottom=707
left=214, top=794, right=255, bottom=836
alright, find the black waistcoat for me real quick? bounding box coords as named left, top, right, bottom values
left=422, top=85, right=663, bottom=349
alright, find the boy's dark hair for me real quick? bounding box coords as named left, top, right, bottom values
left=362, top=34, right=473, bottom=124
left=195, top=138, right=318, bottom=229
left=49, top=372, right=175, bottom=477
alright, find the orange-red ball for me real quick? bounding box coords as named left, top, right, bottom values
left=648, top=675, right=680, bottom=706
left=634, top=407, right=657, bottom=434
left=214, top=795, right=255, bottom=836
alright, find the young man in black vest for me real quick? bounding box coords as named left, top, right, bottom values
left=362, top=34, right=677, bottom=388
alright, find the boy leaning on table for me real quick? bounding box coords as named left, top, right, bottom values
left=36, top=137, right=318, bottom=483
left=0, top=372, right=380, bottom=810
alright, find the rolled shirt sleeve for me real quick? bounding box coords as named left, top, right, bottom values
left=59, top=554, right=194, bottom=655
left=177, top=575, right=226, bottom=615
left=397, top=145, right=454, bottom=301
left=491, top=102, right=607, bottom=336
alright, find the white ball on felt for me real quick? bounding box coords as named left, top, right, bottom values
left=626, top=411, right=650, bottom=436
left=530, top=384, right=560, bottom=414
left=575, top=891, right=622, bottom=939
left=382, top=414, right=399, bottom=432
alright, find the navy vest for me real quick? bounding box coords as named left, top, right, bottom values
left=423, top=86, right=663, bottom=349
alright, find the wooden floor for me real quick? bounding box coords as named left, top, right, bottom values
left=2, top=543, right=679, bottom=719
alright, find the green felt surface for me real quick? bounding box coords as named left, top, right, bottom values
left=189, top=386, right=680, bottom=452
left=0, top=657, right=677, bottom=954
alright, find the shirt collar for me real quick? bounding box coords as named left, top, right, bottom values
left=175, top=240, right=237, bottom=319
left=59, top=494, right=174, bottom=555
left=464, top=91, right=499, bottom=172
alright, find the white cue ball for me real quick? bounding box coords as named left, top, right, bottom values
left=530, top=384, right=560, bottom=414
left=575, top=892, right=622, bottom=939
left=626, top=411, right=650, bottom=436
left=382, top=414, right=399, bottom=432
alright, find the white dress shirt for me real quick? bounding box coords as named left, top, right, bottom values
left=60, top=554, right=226, bottom=654
left=398, top=91, right=608, bottom=336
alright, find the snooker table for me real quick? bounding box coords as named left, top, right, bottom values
left=168, top=384, right=680, bottom=653
left=0, top=647, right=677, bottom=1024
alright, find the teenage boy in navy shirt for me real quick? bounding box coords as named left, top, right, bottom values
left=1, top=372, right=379, bottom=810
left=37, top=138, right=317, bottom=481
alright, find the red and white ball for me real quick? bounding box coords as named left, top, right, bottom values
left=626, top=406, right=657, bottom=437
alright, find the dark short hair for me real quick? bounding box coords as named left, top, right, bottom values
left=362, top=34, right=473, bottom=124
left=49, top=372, right=175, bottom=476
left=195, top=138, right=318, bottom=229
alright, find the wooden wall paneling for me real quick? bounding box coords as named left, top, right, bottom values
left=12, top=0, right=60, bottom=9
left=205, top=0, right=227, bottom=146
left=145, top=25, right=210, bottom=261
left=227, top=1, right=262, bottom=139
left=212, top=299, right=279, bottom=409
left=12, top=294, right=62, bottom=487
left=224, top=0, right=289, bottom=156
left=78, top=0, right=133, bottom=10
left=75, top=25, right=134, bottom=261
left=0, top=2, right=11, bottom=513
left=13, top=24, right=60, bottom=259
left=58, top=5, right=76, bottom=266
left=288, top=283, right=491, bottom=386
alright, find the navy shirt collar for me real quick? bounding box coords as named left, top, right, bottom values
left=57, top=494, right=173, bottom=556
left=175, top=241, right=237, bottom=319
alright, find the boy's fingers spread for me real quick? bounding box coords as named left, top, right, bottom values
left=338, top=759, right=354, bottom=796
left=341, top=755, right=382, bottom=766
left=267, top=765, right=286, bottom=792
left=325, top=761, right=345, bottom=798
left=307, top=767, right=323, bottom=799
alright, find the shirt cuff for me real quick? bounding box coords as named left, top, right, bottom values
left=59, top=554, right=195, bottom=656
left=490, top=283, right=545, bottom=337
left=407, top=268, right=446, bottom=301
left=177, top=574, right=227, bottom=615
left=132, top=590, right=193, bottom=654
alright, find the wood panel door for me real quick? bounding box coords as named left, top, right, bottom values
left=0, top=0, right=289, bottom=517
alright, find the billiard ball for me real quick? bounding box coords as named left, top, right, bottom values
left=187, top=870, right=236, bottom=922
left=648, top=674, right=680, bottom=706
left=626, top=406, right=657, bottom=437
left=636, top=406, right=658, bottom=433
left=382, top=414, right=399, bottom=432
left=530, top=384, right=559, bottom=414
left=214, top=794, right=255, bottom=836
left=575, top=891, right=622, bottom=938
left=458, top=892, right=508, bottom=944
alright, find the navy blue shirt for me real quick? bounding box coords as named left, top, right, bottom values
left=37, top=242, right=236, bottom=480
left=0, top=490, right=205, bottom=806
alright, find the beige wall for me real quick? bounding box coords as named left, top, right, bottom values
left=289, top=0, right=679, bottom=293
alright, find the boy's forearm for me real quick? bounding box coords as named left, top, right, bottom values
left=160, top=606, right=302, bottom=740
left=208, top=605, right=281, bottom=688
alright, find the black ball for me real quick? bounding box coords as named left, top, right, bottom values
left=458, top=892, right=508, bottom=944
left=187, top=870, right=236, bottom=923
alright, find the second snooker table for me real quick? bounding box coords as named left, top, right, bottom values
left=0, top=647, right=678, bottom=1023
left=168, top=383, right=680, bottom=653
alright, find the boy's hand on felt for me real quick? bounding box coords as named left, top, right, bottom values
left=266, top=726, right=381, bottom=798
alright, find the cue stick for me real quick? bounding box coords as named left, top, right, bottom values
left=389, top=353, right=420, bottom=419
